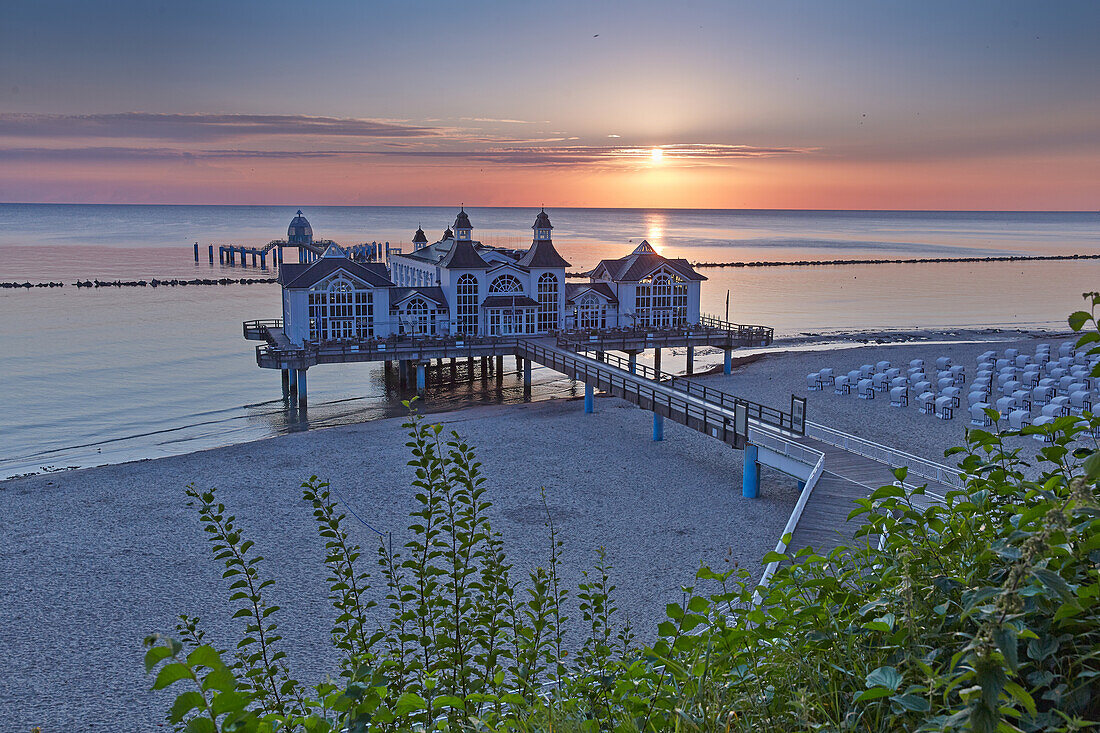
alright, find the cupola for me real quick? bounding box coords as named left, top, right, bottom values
left=532, top=208, right=553, bottom=242
left=412, top=225, right=428, bottom=246
left=288, top=210, right=313, bottom=245
left=453, top=207, right=473, bottom=241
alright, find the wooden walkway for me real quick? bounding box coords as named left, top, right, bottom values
left=784, top=435, right=954, bottom=556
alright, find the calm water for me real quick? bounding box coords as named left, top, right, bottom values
left=2, top=205, right=1098, bottom=479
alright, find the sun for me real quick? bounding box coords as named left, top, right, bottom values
left=650, top=147, right=664, bottom=163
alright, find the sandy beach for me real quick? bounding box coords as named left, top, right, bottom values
left=0, top=329, right=1081, bottom=730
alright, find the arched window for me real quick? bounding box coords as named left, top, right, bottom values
left=489, top=274, right=523, bottom=293
left=455, top=274, right=479, bottom=335
left=307, top=278, right=374, bottom=340
left=635, top=270, right=687, bottom=327
left=536, top=272, right=559, bottom=332
left=403, top=297, right=435, bottom=336
left=577, top=293, right=606, bottom=330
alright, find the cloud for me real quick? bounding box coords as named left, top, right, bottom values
left=0, top=113, right=440, bottom=141
left=0, top=142, right=815, bottom=168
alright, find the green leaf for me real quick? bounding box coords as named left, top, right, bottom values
left=184, top=717, right=216, bottom=733
left=144, top=644, right=173, bottom=673
left=152, top=662, right=193, bottom=690
left=167, top=690, right=205, bottom=723
left=992, top=627, right=1019, bottom=672
left=865, top=666, right=903, bottom=691
left=1031, top=567, right=1074, bottom=601
left=186, top=645, right=222, bottom=670
left=393, top=692, right=426, bottom=716
left=891, top=693, right=931, bottom=712
left=856, top=687, right=893, bottom=702
left=1068, top=310, right=1092, bottom=331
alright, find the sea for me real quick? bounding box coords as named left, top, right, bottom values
left=1, top=204, right=1098, bottom=479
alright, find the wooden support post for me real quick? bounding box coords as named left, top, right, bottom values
left=654, top=347, right=662, bottom=375
left=496, top=354, right=504, bottom=383
left=288, top=368, right=298, bottom=392
left=219, top=247, right=225, bottom=264
left=193, top=242, right=199, bottom=261
left=281, top=368, right=290, bottom=396
left=742, top=444, right=759, bottom=498
left=523, top=357, right=532, bottom=396
left=467, top=356, right=474, bottom=376
left=450, top=358, right=457, bottom=381
left=481, top=356, right=489, bottom=380
left=627, top=351, right=638, bottom=374
left=260, top=252, right=266, bottom=268
left=687, top=345, right=694, bottom=375
left=383, top=360, right=392, bottom=380
left=208, top=244, right=214, bottom=263
left=297, top=370, right=308, bottom=407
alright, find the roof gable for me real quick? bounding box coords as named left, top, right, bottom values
left=516, top=238, right=571, bottom=269
left=439, top=239, right=490, bottom=269
left=284, top=258, right=394, bottom=289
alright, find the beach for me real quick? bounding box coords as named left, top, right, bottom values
left=1, top=329, right=1083, bottom=729
left=0, top=395, right=798, bottom=731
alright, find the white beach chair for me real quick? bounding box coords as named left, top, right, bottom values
left=1034, top=351, right=1051, bottom=366
left=1004, top=348, right=1020, bottom=361
left=1015, top=354, right=1031, bottom=369
left=968, top=390, right=988, bottom=406
left=942, top=386, right=961, bottom=407
left=890, top=376, right=908, bottom=391
left=835, top=376, right=851, bottom=395
left=950, top=365, right=966, bottom=384
left=847, top=369, right=861, bottom=385
left=1031, top=385, right=1053, bottom=406
left=909, top=358, right=924, bottom=370
left=890, top=386, right=909, bottom=407
left=1069, top=390, right=1092, bottom=414
left=876, top=360, right=892, bottom=372
left=979, top=350, right=997, bottom=362
left=936, top=376, right=955, bottom=391
left=913, top=380, right=932, bottom=395
left=995, top=358, right=1011, bottom=371
left=995, top=396, right=1017, bottom=415
left=935, top=396, right=954, bottom=420
left=1043, top=396, right=1070, bottom=417
left=859, top=364, right=874, bottom=379
left=1030, top=416, right=1056, bottom=441
left=935, top=356, right=952, bottom=370
left=1059, top=341, right=1075, bottom=358
left=858, top=379, right=875, bottom=399
left=1008, top=409, right=1030, bottom=430
left=819, top=367, right=835, bottom=385
left=806, top=372, right=823, bottom=391
left=1019, top=367, right=1040, bottom=387
left=872, top=373, right=889, bottom=392
left=884, top=367, right=901, bottom=380
left=1058, top=376, right=1076, bottom=394
left=970, top=403, right=993, bottom=426
left=1002, top=379, right=1021, bottom=397
left=1011, top=389, right=1032, bottom=413
left=918, top=391, right=936, bottom=415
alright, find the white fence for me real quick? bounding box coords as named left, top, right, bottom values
left=806, top=420, right=963, bottom=489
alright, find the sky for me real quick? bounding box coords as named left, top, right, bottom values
left=1, top=0, right=1098, bottom=209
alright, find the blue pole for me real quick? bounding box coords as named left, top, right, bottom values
left=724, top=349, right=732, bottom=375
left=653, top=412, right=664, bottom=441
left=584, top=383, right=594, bottom=413
left=742, top=444, right=759, bottom=498
left=416, top=363, right=427, bottom=391
left=628, top=352, right=637, bottom=373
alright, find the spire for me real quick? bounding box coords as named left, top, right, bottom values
left=631, top=239, right=658, bottom=255
left=412, top=224, right=428, bottom=245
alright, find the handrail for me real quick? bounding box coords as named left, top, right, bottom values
left=754, top=449, right=827, bottom=604
left=570, top=349, right=805, bottom=435
left=805, top=420, right=963, bottom=488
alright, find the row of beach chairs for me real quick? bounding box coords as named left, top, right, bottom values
left=806, top=341, right=1098, bottom=437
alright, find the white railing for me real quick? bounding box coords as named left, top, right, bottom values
left=806, top=421, right=964, bottom=489
left=747, top=424, right=824, bottom=467
left=753, top=449, right=827, bottom=604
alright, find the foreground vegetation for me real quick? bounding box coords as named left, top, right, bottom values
left=147, top=297, right=1100, bottom=732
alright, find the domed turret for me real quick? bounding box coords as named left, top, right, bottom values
left=412, top=225, right=428, bottom=246
left=532, top=208, right=553, bottom=242
left=288, top=210, right=313, bottom=245
left=453, top=207, right=473, bottom=241
left=443, top=226, right=454, bottom=240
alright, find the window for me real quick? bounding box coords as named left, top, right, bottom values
left=489, top=273, right=523, bottom=293
left=456, top=274, right=479, bottom=335
left=308, top=278, right=374, bottom=340
left=402, top=298, right=436, bottom=336
left=536, top=273, right=559, bottom=332
left=634, top=271, right=687, bottom=327
left=576, top=293, right=606, bottom=330
left=487, top=307, right=535, bottom=336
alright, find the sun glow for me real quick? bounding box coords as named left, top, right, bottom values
left=650, top=147, right=664, bottom=163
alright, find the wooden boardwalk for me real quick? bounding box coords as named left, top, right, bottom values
left=785, top=435, right=955, bottom=556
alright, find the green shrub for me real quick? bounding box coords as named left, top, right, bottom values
left=147, top=297, right=1100, bottom=732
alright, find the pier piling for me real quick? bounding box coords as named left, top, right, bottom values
left=208, top=244, right=214, bottom=264
left=416, top=363, right=426, bottom=392
left=741, top=444, right=760, bottom=498
left=687, top=346, right=695, bottom=375
left=654, top=348, right=662, bottom=375
left=584, top=383, right=594, bottom=413
left=723, top=349, right=732, bottom=375
left=653, top=413, right=664, bottom=441
left=296, top=370, right=307, bottom=407
left=193, top=242, right=199, bottom=261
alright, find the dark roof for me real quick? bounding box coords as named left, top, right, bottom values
left=592, top=246, right=706, bottom=282
left=390, top=287, right=448, bottom=307
left=440, top=239, right=490, bottom=269
left=281, top=258, right=394, bottom=289
left=532, top=208, right=553, bottom=230
left=443, top=227, right=454, bottom=239
left=289, top=209, right=310, bottom=227
left=454, top=208, right=472, bottom=230
left=481, top=295, right=539, bottom=308
left=565, top=282, right=618, bottom=304
left=412, top=226, right=428, bottom=244
left=516, top=238, right=571, bottom=269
